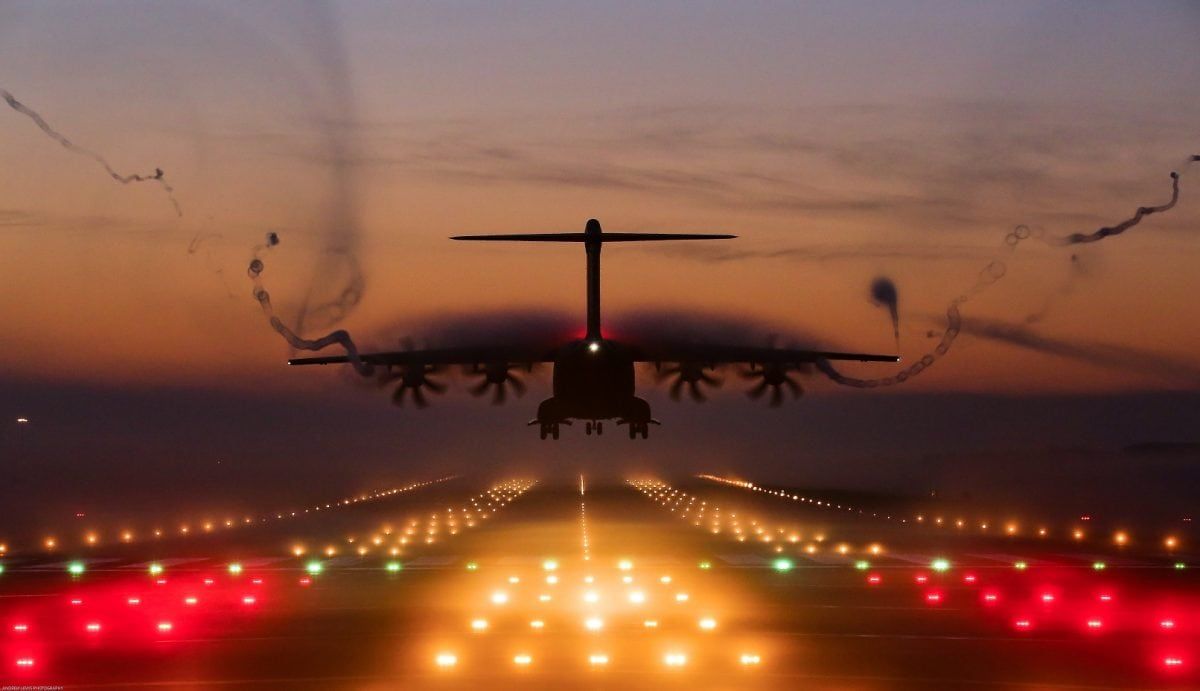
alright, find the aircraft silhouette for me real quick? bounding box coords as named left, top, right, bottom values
left=289, top=219, right=898, bottom=439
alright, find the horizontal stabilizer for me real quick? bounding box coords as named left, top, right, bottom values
left=452, top=232, right=735, bottom=242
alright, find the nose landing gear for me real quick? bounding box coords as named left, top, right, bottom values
left=585, top=421, right=604, bottom=435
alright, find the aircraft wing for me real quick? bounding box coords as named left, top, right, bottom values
left=630, top=342, right=899, bottom=366
left=288, top=344, right=558, bottom=367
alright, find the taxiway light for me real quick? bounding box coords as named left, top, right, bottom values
left=67, top=561, right=85, bottom=576
left=435, top=653, right=458, bottom=668
left=698, top=561, right=712, bottom=570
left=470, top=618, right=488, bottom=631
left=386, top=561, right=402, bottom=573
left=772, top=558, right=793, bottom=572
left=931, top=558, right=951, bottom=572
left=589, top=653, right=610, bottom=666
left=0, top=564, right=4, bottom=575
left=740, top=653, right=762, bottom=666
left=466, top=562, right=479, bottom=571
left=855, top=560, right=870, bottom=570
left=306, top=561, right=323, bottom=575
left=1113, top=531, right=1129, bottom=546
left=1174, top=562, right=1186, bottom=570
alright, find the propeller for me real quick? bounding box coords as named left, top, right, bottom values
left=378, top=338, right=447, bottom=409
left=740, top=362, right=804, bottom=407
left=466, top=361, right=530, bottom=405
left=656, top=362, right=722, bottom=402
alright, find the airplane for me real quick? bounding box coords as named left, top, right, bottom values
left=288, top=219, right=899, bottom=439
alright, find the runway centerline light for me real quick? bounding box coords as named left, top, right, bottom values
left=148, top=562, right=163, bottom=576
left=491, top=591, right=509, bottom=605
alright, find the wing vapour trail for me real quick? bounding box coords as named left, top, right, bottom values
left=247, top=233, right=373, bottom=377
left=818, top=159, right=1196, bottom=388
left=0, top=88, right=182, bottom=216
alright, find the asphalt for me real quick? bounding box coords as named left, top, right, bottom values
left=0, top=476, right=1195, bottom=689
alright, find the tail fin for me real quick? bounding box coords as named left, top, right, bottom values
left=451, top=219, right=735, bottom=339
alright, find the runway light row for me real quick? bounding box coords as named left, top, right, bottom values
left=12, top=476, right=458, bottom=555
left=697, top=474, right=1187, bottom=556
left=629, top=478, right=883, bottom=563
left=432, top=651, right=762, bottom=669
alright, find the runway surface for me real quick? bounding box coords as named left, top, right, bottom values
left=0, top=475, right=1195, bottom=689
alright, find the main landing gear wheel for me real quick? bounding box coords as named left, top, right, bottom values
left=628, top=421, right=650, bottom=439
left=539, top=422, right=561, bottom=440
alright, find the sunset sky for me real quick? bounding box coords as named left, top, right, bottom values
left=1, top=2, right=1198, bottom=530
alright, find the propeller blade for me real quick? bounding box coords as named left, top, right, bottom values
left=747, top=380, right=769, bottom=399
left=425, top=378, right=448, bottom=395
left=469, top=379, right=491, bottom=397
left=687, top=380, right=705, bottom=402
left=669, top=378, right=684, bottom=401
left=412, top=387, right=428, bottom=409
left=785, top=377, right=803, bottom=398
left=507, top=374, right=527, bottom=397
left=770, top=385, right=784, bottom=407
left=492, top=384, right=506, bottom=405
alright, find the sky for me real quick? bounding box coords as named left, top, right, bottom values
left=1, top=2, right=1198, bottom=536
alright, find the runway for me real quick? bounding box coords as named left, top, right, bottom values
left=1, top=475, right=1194, bottom=689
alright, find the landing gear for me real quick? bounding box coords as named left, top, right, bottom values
left=539, top=422, right=561, bottom=440
left=585, top=421, right=604, bottom=436
left=627, top=421, right=650, bottom=439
